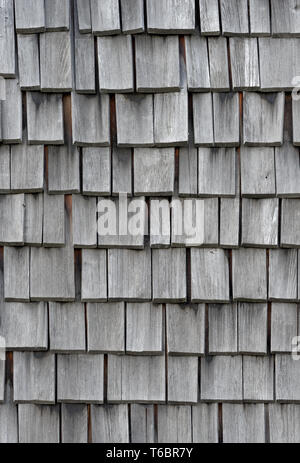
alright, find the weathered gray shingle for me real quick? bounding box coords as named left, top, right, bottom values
left=241, top=147, right=276, bottom=197
left=47, top=145, right=80, bottom=194
left=11, top=144, right=44, bottom=193
left=1, top=79, right=22, bottom=143
left=232, top=249, right=267, bottom=301
left=249, top=0, right=271, bottom=36
left=126, top=303, right=163, bottom=355
left=62, top=404, right=88, bottom=443
left=201, top=356, right=243, bottom=402
left=271, top=0, right=300, bottom=36
left=275, top=354, right=300, bottom=401
left=87, top=302, right=125, bottom=353
left=208, top=37, right=230, bottom=91
left=82, top=148, right=111, bottom=196
left=91, top=405, right=129, bottom=443
left=43, top=193, right=65, bottom=247
left=220, top=0, right=249, bottom=36
left=147, top=0, right=195, bottom=34
left=275, top=143, right=300, bottom=197
left=18, top=405, right=59, bottom=443
left=49, top=303, right=86, bottom=353
left=192, top=404, right=218, bottom=443
left=27, top=92, right=64, bottom=145
left=0, top=0, right=15, bottom=77
left=241, top=198, right=279, bottom=247
left=0, top=194, right=25, bottom=246
left=157, top=406, right=192, bottom=443
left=24, top=194, right=43, bottom=246
left=0, top=382, right=18, bottom=443
left=208, top=304, right=238, bottom=354
left=131, top=405, right=155, bottom=443
left=238, top=303, right=268, bottom=354
left=198, top=148, right=236, bottom=197
left=40, top=32, right=72, bottom=92
left=185, top=35, right=210, bottom=92
left=17, top=34, right=40, bottom=90
left=76, top=0, right=92, bottom=33
left=269, top=404, right=300, bottom=443
left=134, top=148, right=175, bottom=196
left=222, top=404, right=265, bottom=443
left=152, top=248, right=186, bottom=303
left=91, top=0, right=121, bottom=35
left=15, top=0, right=45, bottom=33
left=73, top=195, right=97, bottom=248
left=154, top=89, right=188, bottom=146
left=199, top=0, right=220, bottom=36
left=45, top=0, right=70, bottom=31
left=81, top=249, right=107, bottom=302
left=120, top=0, right=144, bottom=34
left=271, top=303, right=298, bottom=353
left=230, top=38, right=260, bottom=90
left=4, top=246, right=29, bottom=301
left=243, top=356, right=274, bottom=402
left=281, top=199, right=300, bottom=247
left=168, top=356, right=199, bottom=404
left=269, top=249, right=298, bottom=301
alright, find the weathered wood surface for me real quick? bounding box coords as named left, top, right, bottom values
left=18, top=405, right=60, bottom=443
left=208, top=38, right=230, bottom=91
left=87, top=302, right=125, bottom=353
left=243, top=356, right=274, bottom=402
left=167, top=304, right=205, bottom=355
left=275, top=143, right=300, bottom=197
left=4, top=246, right=29, bottom=302
left=73, top=195, right=97, bottom=248
left=126, top=303, right=163, bottom=355
left=131, top=405, right=155, bottom=443
left=241, top=147, right=276, bottom=197
left=81, top=249, right=107, bottom=302
left=185, top=35, right=210, bottom=92
left=76, top=0, right=91, bottom=33
left=154, top=89, right=188, bottom=146
left=249, top=0, right=271, bottom=36
left=17, top=34, right=40, bottom=90
left=147, top=0, right=195, bottom=34
left=91, top=405, right=129, bottom=443
left=230, top=38, right=260, bottom=90
left=48, top=145, right=80, bottom=193
left=0, top=0, right=15, bottom=77
left=271, top=303, right=298, bottom=353
left=0, top=382, right=18, bottom=442
left=199, top=0, right=220, bottom=36
left=43, top=193, right=65, bottom=247
left=134, top=148, right=175, bottom=196
left=179, top=145, right=198, bottom=196
left=112, top=146, right=132, bottom=195
left=201, top=356, right=243, bottom=401
left=1, top=79, right=22, bottom=143
left=152, top=248, right=186, bottom=303
left=61, top=404, right=88, bottom=443
left=168, top=356, right=198, bottom=404
left=40, top=32, right=72, bottom=92
left=281, top=199, right=300, bottom=247
left=15, top=0, right=45, bottom=33
left=57, top=354, right=104, bottom=403
left=220, top=0, right=249, bottom=36
left=232, top=249, right=267, bottom=301
left=49, top=303, right=86, bottom=353
left=275, top=354, right=300, bottom=401
left=27, top=92, right=64, bottom=145
left=192, top=404, right=218, bottom=443
left=209, top=304, right=238, bottom=354
left=150, top=198, right=171, bottom=248
left=45, top=0, right=70, bottom=31
left=91, top=0, right=121, bottom=35
left=0, top=194, right=25, bottom=246
left=271, top=0, right=300, bottom=36
left=292, top=99, right=300, bottom=146
left=0, top=146, right=10, bottom=192
left=120, top=0, right=144, bottom=34
left=193, top=93, right=214, bottom=146
left=82, top=148, right=111, bottom=195
left=222, top=404, right=265, bottom=443
left=198, top=148, right=236, bottom=196
left=24, top=194, right=43, bottom=246
left=269, top=404, right=300, bottom=443
left=213, top=93, right=240, bottom=146
left=11, top=144, right=44, bottom=193
left=136, top=35, right=180, bottom=92
left=220, top=198, right=240, bottom=248
left=238, top=303, right=268, bottom=354
left=75, top=35, right=95, bottom=94
left=269, top=250, right=298, bottom=301
left=241, top=198, right=279, bottom=247
left=157, top=406, right=192, bottom=442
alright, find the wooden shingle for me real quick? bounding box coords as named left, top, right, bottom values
left=24, top=194, right=43, bottom=246
left=1, top=79, right=22, bottom=143
left=0, top=0, right=15, bottom=77
left=0, top=146, right=10, bottom=193
left=136, top=35, right=180, bottom=92
left=232, top=249, right=267, bottom=301
left=116, top=94, right=154, bottom=147
left=18, top=405, right=59, bottom=443
left=14, top=352, right=55, bottom=404
left=112, top=146, right=132, bottom=195
left=49, top=303, right=86, bottom=353
left=168, top=356, right=199, bottom=404
left=107, top=355, right=165, bottom=403
left=87, top=302, right=125, bottom=353
left=11, top=144, right=44, bottom=193
left=167, top=304, right=205, bottom=356
left=179, top=145, right=198, bottom=196
left=150, top=199, right=171, bottom=248
left=220, top=198, right=240, bottom=248
left=76, top=0, right=92, bottom=33
left=192, top=404, right=218, bottom=443
left=81, top=249, right=107, bottom=302
left=220, top=0, right=249, bottom=36
left=62, top=404, right=88, bottom=443
left=243, top=356, right=274, bottom=402
left=147, top=0, right=195, bottom=34
left=208, top=38, right=230, bottom=91
left=185, top=35, right=210, bottom=92
left=47, top=145, right=80, bottom=194
left=72, top=92, right=110, bottom=147
left=134, top=148, right=175, bottom=196
left=230, top=38, right=260, bottom=90
left=241, top=147, right=276, bottom=197
left=275, top=143, right=300, bottom=197
left=82, top=148, right=111, bottom=196
left=293, top=99, right=300, bottom=146
left=275, top=354, right=300, bottom=401
left=222, top=404, right=265, bottom=443
left=126, top=303, right=163, bottom=355
left=243, top=92, right=285, bottom=146
left=0, top=194, right=25, bottom=246
left=152, top=248, right=186, bottom=303
left=97, top=36, right=134, bottom=93
left=281, top=199, right=300, bottom=247
left=269, top=404, right=300, bottom=443
left=4, top=247, right=29, bottom=302
left=40, top=32, right=72, bottom=92
left=198, top=148, right=236, bottom=197
left=57, top=354, right=104, bottom=403
left=73, top=195, right=97, bottom=248
left=43, top=193, right=65, bottom=247
left=200, top=356, right=243, bottom=402
left=0, top=382, right=18, bottom=443
left=269, top=250, right=298, bottom=301
left=91, top=0, right=121, bottom=35
left=120, top=0, right=144, bottom=34
left=45, top=0, right=70, bottom=31
left=271, top=303, right=298, bottom=353
left=191, top=249, right=230, bottom=303
left=241, top=198, right=279, bottom=247
left=213, top=93, right=240, bottom=146
left=193, top=93, right=214, bottom=146
left=15, top=0, right=45, bottom=33
left=157, top=406, right=192, bottom=443
left=27, top=92, right=64, bottom=145
left=199, top=0, right=220, bottom=36
left=75, top=35, right=95, bottom=94
left=91, top=405, right=129, bottom=443
left=17, top=34, right=40, bottom=90
left=131, top=405, right=155, bottom=443
left=271, top=0, right=300, bottom=36
left=154, top=89, right=188, bottom=146
left=108, top=248, right=151, bottom=301
left=208, top=304, right=238, bottom=354
left=249, top=0, right=271, bottom=36
left=238, top=303, right=268, bottom=354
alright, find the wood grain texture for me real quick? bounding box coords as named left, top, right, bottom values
left=116, top=94, right=154, bottom=147
left=0, top=194, right=25, bottom=246
left=112, top=146, right=132, bottom=195
left=0, top=0, right=15, bottom=77
left=243, top=356, right=274, bottom=401
left=81, top=249, right=107, bottom=302
left=232, top=249, right=267, bottom=301
left=230, top=38, right=260, bottom=90
left=200, top=356, right=243, bottom=402
left=73, top=195, right=97, bottom=248
left=0, top=146, right=10, bottom=192
left=4, top=246, right=29, bottom=302
left=157, top=406, right=192, bottom=443
left=136, top=35, right=180, bottom=92
left=198, top=148, right=236, bottom=196
left=24, top=194, right=43, bottom=246
left=185, top=35, right=210, bottom=91
left=220, top=0, right=249, bottom=36
left=154, top=89, right=188, bottom=146
left=150, top=199, right=171, bottom=248
left=243, top=92, right=285, bottom=146
left=269, top=250, right=298, bottom=301
left=292, top=99, right=300, bottom=146
left=269, top=404, right=300, bottom=443
left=98, top=35, right=134, bottom=93
left=167, top=304, right=205, bottom=355
left=61, top=404, right=88, bottom=443
left=87, top=302, right=125, bottom=353
left=238, top=303, right=268, bottom=354
left=126, top=303, right=163, bottom=355
left=134, top=148, right=175, bottom=196
left=27, top=92, right=64, bottom=145
left=108, top=248, right=151, bottom=301
left=14, top=352, right=55, bottom=404
left=208, top=37, right=230, bottom=91
left=222, top=404, right=265, bottom=443
left=168, top=356, right=198, bottom=404
left=107, top=355, right=165, bottom=403
left=45, top=0, right=70, bottom=31
left=40, top=32, right=72, bottom=92
left=259, top=38, right=300, bottom=90
left=17, top=34, right=40, bottom=90
left=48, top=145, right=80, bottom=193
left=271, top=303, right=298, bottom=353
left=152, top=248, right=186, bottom=303
left=220, top=198, right=240, bottom=248
left=0, top=360, right=3, bottom=402
left=30, top=246, right=75, bottom=301
left=249, top=0, right=271, bottom=36
left=15, top=0, right=45, bottom=33
left=75, top=35, right=95, bottom=94
left=49, top=303, right=86, bottom=353
left=193, top=93, right=214, bottom=146
left=76, top=0, right=91, bottom=33
left=191, top=249, right=230, bottom=303
left=131, top=405, right=155, bottom=443
left=147, top=0, right=195, bottom=34
left=120, top=0, right=144, bottom=34
left=0, top=381, right=18, bottom=443
left=242, top=198, right=279, bottom=247
left=213, top=92, right=240, bottom=146
left=18, top=405, right=60, bottom=443
left=199, top=0, right=220, bottom=35
left=72, top=92, right=110, bottom=147
left=281, top=199, right=300, bottom=247
left=82, top=148, right=111, bottom=195
left=43, top=193, right=65, bottom=247
left=275, top=143, right=300, bottom=197
left=271, top=0, right=300, bottom=36
left=11, top=143, right=44, bottom=193
left=0, top=302, right=47, bottom=351
left=241, top=147, right=276, bottom=197
left=57, top=354, right=104, bottom=403
left=179, top=145, right=198, bottom=196
left=275, top=354, right=300, bottom=401
left=91, top=405, right=129, bottom=443
left=192, top=404, right=218, bottom=443
left=208, top=304, right=238, bottom=354
left=91, top=0, right=121, bottom=35
left=1, top=79, right=22, bottom=143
